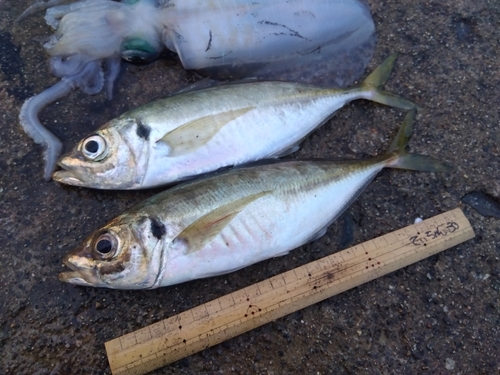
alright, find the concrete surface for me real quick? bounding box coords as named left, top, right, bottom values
left=1, top=0, right=499, bottom=374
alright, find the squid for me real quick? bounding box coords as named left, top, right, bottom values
left=17, top=0, right=376, bottom=180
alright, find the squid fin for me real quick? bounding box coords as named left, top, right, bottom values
left=176, top=191, right=269, bottom=254
left=159, top=107, right=254, bottom=156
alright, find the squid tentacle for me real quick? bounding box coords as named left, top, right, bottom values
left=76, top=61, right=104, bottom=95
left=104, top=58, right=121, bottom=99
left=15, top=0, right=73, bottom=23
left=19, top=80, right=73, bottom=181
left=19, top=59, right=109, bottom=180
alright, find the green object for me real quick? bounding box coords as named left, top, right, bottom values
left=120, top=37, right=159, bottom=63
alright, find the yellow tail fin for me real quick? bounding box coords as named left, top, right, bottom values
left=387, top=109, right=452, bottom=172
left=360, top=54, right=422, bottom=110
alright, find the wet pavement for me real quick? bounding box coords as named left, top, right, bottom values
left=1, top=0, right=499, bottom=374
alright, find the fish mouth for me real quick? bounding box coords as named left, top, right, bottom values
left=52, top=169, right=86, bottom=186
left=53, top=158, right=135, bottom=189
left=58, top=270, right=96, bottom=287
left=52, top=159, right=87, bottom=185
left=59, top=254, right=100, bottom=287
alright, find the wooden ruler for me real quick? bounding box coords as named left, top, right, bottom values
left=105, top=208, right=474, bottom=375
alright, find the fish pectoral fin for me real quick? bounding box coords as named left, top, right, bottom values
left=176, top=191, right=269, bottom=254
left=159, top=106, right=255, bottom=156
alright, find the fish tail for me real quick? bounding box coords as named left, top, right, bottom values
left=385, top=109, right=452, bottom=172
left=359, top=53, right=421, bottom=110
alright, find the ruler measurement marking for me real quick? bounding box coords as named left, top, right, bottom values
left=106, top=209, right=474, bottom=375
left=255, top=282, right=262, bottom=296
left=282, top=273, right=288, bottom=287
left=374, top=235, right=387, bottom=249
left=293, top=265, right=308, bottom=280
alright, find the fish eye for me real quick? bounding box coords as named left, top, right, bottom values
left=92, top=232, right=118, bottom=259
left=82, top=135, right=107, bottom=161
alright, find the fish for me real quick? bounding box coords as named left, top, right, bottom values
left=53, top=54, right=419, bottom=189
left=59, top=109, right=451, bottom=289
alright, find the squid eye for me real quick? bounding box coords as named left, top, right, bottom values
left=82, top=135, right=107, bottom=161
left=92, top=232, right=118, bottom=259
left=120, top=37, right=160, bottom=64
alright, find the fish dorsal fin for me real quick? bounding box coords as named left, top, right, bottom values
left=170, top=77, right=260, bottom=96
left=159, top=107, right=254, bottom=156
left=168, top=78, right=219, bottom=95
left=176, top=191, right=269, bottom=254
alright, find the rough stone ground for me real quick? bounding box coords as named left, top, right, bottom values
left=1, top=1, right=499, bottom=374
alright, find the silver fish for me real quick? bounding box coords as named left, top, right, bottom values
left=59, top=110, right=451, bottom=289
left=53, top=54, right=419, bottom=189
